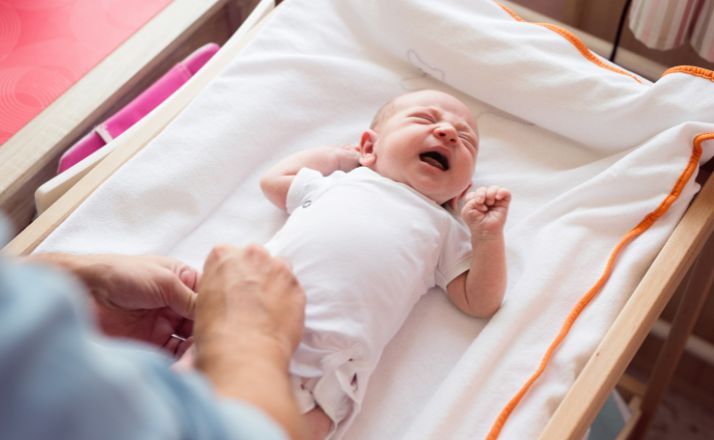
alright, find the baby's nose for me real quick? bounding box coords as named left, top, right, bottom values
left=434, top=125, right=457, bottom=144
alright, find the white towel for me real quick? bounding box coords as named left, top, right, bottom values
left=37, top=0, right=714, bottom=438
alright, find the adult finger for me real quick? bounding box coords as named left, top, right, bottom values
left=203, top=244, right=232, bottom=274
left=164, top=275, right=198, bottom=319
left=174, top=336, right=194, bottom=359
left=177, top=317, right=194, bottom=338
left=178, top=266, right=199, bottom=290
left=163, top=333, right=193, bottom=359
left=149, top=256, right=200, bottom=317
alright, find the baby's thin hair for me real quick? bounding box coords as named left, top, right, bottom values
left=370, top=99, right=398, bottom=130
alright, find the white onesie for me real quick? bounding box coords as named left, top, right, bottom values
left=264, top=166, right=472, bottom=435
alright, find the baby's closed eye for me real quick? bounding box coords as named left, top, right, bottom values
left=413, top=113, right=435, bottom=123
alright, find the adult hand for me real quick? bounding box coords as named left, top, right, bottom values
left=193, top=244, right=307, bottom=439
left=27, top=253, right=199, bottom=357
left=194, top=244, right=305, bottom=369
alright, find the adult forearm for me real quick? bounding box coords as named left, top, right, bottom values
left=195, top=245, right=307, bottom=439
left=197, top=338, right=307, bottom=440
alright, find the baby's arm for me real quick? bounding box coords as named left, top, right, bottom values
left=260, top=146, right=360, bottom=210
left=447, top=186, right=511, bottom=318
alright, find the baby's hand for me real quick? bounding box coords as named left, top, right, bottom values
left=337, top=144, right=361, bottom=171
left=461, top=186, right=511, bottom=236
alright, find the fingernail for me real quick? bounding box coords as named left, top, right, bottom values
left=179, top=267, right=197, bottom=289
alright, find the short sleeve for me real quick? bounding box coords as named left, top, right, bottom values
left=285, top=168, right=326, bottom=214
left=435, top=218, right=472, bottom=290
left=286, top=168, right=347, bottom=214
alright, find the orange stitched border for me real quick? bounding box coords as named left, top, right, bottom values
left=499, top=4, right=714, bottom=85
left=497, top=3, right=524, bottom=21
left=663, top=65, right=714, bottom=82
left=486, top=132, right=713, bottom=439
left=485, top=4, right=714, bottom=438
left=497, top=3, right=642, bottom=83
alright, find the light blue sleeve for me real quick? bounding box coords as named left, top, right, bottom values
left=0, top=255, right=287, bottom=440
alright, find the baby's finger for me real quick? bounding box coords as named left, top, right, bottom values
left=469, top=198, right=489, bottom=212
left=474, top=186, right=487, bottom=203
left=495, top=188, right=512, bottom=202
left=461, top=197, right=478, bottom=212
left=462, top=198, right=484, bottom=216
left=486, top=186, right=500, bottom=205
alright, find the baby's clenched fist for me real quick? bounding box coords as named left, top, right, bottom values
left=461, top=186, right=511, bottom=236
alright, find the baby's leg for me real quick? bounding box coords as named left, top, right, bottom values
left=305, top=406, right=332, bottom=440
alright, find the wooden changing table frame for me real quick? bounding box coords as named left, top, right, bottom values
left=3, top=1, right=713, bottom=439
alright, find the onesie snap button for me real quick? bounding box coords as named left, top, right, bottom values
left=302, top=200, right=312, bottom=208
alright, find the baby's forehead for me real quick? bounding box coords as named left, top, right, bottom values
left=392, top=92, right=477, bottom=130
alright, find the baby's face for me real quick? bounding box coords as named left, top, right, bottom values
left=361, top=90, right=478, bottom=206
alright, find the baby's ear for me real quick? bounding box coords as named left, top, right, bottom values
left=447, top=183, right=473, bottom=212
left=359, top=130, right=377, bottom=166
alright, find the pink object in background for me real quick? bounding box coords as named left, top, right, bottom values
left=0, top=0, right=172, bottom=145
left=57, top=43, right=220, bottom=173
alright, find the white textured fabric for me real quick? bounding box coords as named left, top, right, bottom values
left=36, top=0, right=714, bottom=438
left=266, top=166, right=471, bottom=434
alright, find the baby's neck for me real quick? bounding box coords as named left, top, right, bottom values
left=353, top=166, right=457, bottom=212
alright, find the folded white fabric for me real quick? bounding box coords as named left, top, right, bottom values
left=37, top=0, right=714, bottom=438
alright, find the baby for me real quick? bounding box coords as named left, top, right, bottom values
left=260, top=89, right=511, bottom=439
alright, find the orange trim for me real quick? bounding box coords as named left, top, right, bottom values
left=539, top=24, right=642, bottom=83
left=496, top=3, right=642, bottom=83
left=498, top=3, right=714, bottom=85
left=498, top=3, right=524, bottom=21
left=486, top=133, right=714, bottom=440
left=662, top=65, right=714, bottom=82
left=486, top=3, right=714, bottom=438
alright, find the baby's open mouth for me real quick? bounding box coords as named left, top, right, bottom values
left=420, top=151, right=449, bottom=171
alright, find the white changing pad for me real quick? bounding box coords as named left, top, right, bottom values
left=36, top=0, right=714, bottom=438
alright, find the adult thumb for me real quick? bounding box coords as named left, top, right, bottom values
left=166, top=267, right=199, bottom=319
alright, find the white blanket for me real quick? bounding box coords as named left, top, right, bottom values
left=37, top=0, right=714, bottom=438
